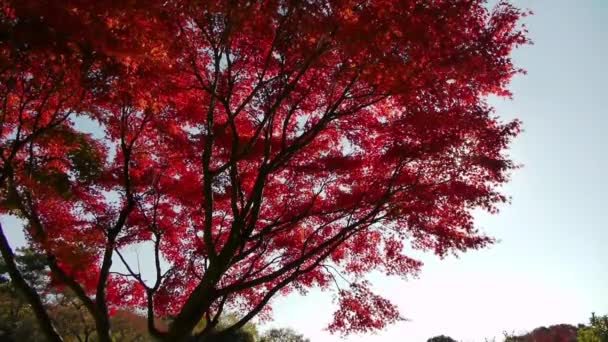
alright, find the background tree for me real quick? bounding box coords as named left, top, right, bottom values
left=0, top=285, right=47, bottom=341
left=0, top=249, right=152, bottom=341
left=427, top=335, right=458, bottom=342
left=260, top=328, right=310, bottom=342
left=192, top=313, right=259, bottom=342
left=578, top=313, right=608, bottom=342
left=0, top=1, right=529, bottom=341
left=503, top=324, right=578, bottom=342
left=0, top=248, right=51, bottom=341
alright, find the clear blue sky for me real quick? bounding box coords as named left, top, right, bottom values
left=1, top=1, right=606, bottom=341
left=264, top=1, right=608, bottom=341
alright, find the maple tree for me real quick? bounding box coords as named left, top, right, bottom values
left=0, top=0, right=529, bottom=341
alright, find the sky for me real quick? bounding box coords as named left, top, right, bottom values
left=1, top=1, right=606, bottom=341
left=263, top=1, right=608, bottom=341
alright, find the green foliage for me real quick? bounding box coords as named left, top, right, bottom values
left=579, top=328, right=601, bottom=342
left=502, top=330, right=521, bottom=342
left=0, top=249, right=151, bottom=341
left=427, top=335, right=458, bottom=342
left=578, top=313, right=608, bottom=342
left=206, top=329, right=256, bottom=342
left=0, top=282, right=48, bottom=341
left=194, top=313, right=259, bottom=342
left=48, top=126, right=104, bottom=185
left=0, top=186, right=22, bottom=215
left=25, top=127, right=104, bottom=200
left=0, top=249, right=48, bottom=341
left=201, top=324, right=311, bottom=342
left=218, top=315, right=259, bottom=341
left=0, top=285, right=153, bottom=341
left=0, top=247, right=48, bottom=290
left=260, top=328, right=310, bottom=342
left=31, top=168, right=72, bottom=198
left=67, top=134, right=104, bottom=184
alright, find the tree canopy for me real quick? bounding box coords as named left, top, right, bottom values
left=578, top=313, right=608, bottom=342
left=0, top=0, right=528, bottom=341
left=427, top=335, right=458, bottom=342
